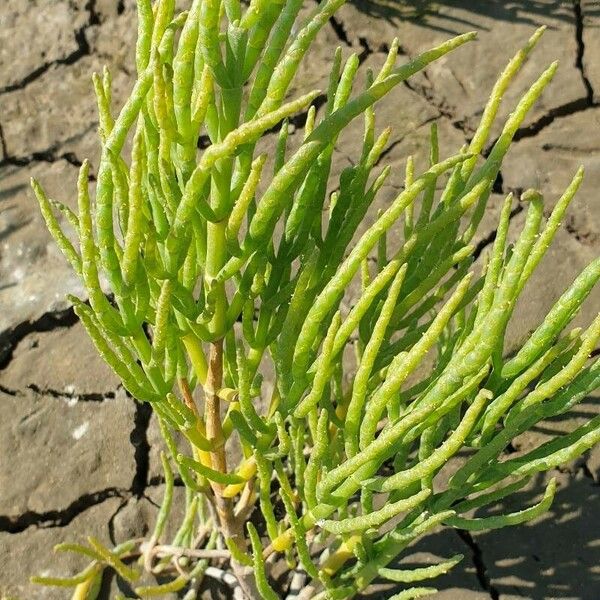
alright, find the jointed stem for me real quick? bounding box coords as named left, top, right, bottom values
left=205, top=340, right=261, bottom=599
left=206, top=340, right=227, bottom=484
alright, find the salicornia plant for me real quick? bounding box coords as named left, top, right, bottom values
left=31, top=1, right=600, bottom=598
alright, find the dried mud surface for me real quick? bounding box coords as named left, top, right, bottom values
left=1, top=1, right=600, bottom=599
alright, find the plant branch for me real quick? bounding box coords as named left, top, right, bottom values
left=205, top=339, right=261, bottom=600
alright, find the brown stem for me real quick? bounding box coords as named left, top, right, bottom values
left=234, top=479, right=256, bottom=521
left=179, top=377, right=201, bottom=417
left=205, top=340, right=228, bottom=482
left=205, top=340, right=262, bottom=600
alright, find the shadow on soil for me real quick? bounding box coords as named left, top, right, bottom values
left=359, top=473, right=600, bottom=599
left=100, top=400, right=600, bottom=599
left=350, top=0, right=600, bottom=34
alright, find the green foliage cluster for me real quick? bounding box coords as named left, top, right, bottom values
left=32, top=1, right=600, bottom=599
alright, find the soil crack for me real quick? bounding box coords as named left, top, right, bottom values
left=403, top=79, right=474, bottom=137
left=0, top=383, right=117, bottom=401
left=358, top=37, right=373, bottom=63
left=0, top=383, right=18, bottom=397
left=511, top=97, right=596, bottom=143
left=376, top=113, right=441, bottom=164
left=0, top=0, right=101, bottom=96
left=328, top=14, right=352, bottom=48
left=565, top=214, right=599, bottom=247
left=573, top=0, right=595, bottom=104
left=0, top=122, right=96, bottom=174
left=0, top=306, right=78, bottom=370
left=148, top=474, right=185, bottom=487
left=0, top=148, right=85, bottom=170
left=27, top=383, right=118, bottom=403
left=541, top=142, right=600, bottom=154
left=0, top=122, right=8, bottom=160
left=0, top=488, right=125, bottom=534
left=455, top=529, right=500, bottom=600
left=480, top=96, right=598, bottom=155
left=130, top=399, right=152, bottom=498
left=107, top=498, right=130, bottom=546
left=311, top=1, right=391, bottom=64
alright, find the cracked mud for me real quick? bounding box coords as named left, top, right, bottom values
left=1, top=1, right=600, bottom=599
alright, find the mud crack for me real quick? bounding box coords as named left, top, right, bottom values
left=479, top=96, right=598, bottom=156
left=0, top=383, right=118, bottom=402
left=0, top=488, right=125, bottom=534
left=0, top=383, right=18, bottom=397
left=403, top=78, right=474, bottom=137
left=376, top=113, right=441, bottom=163
left=148, top=474, right=185, bottom=487
left=0, top=148, right=85, bottom=170
left=329, top=13, right=352, bottom=48
left=27, top=384, right=118, bottom=403
left=573, top=0, right=595, bottom=104
left=0, top=122, right=8, bottom=160
left=130, top=399, right=152, bottom=497
left=0, top=0, right=101, bottom=96
left=0, top=306, right=78, bottom=370
left=107, top=497, right=130, bottom=546
left=0, top=123, right=96, bottom=174
left=311, top=0, right=388, bottom=65
left=564, top=214, right=599, bottom=247
left=514, top=98, right=596, bottom=142
left=455, top=529, right=500, bottom=600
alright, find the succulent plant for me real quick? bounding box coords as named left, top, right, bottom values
left=31, top=1, right=600, bottom=598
